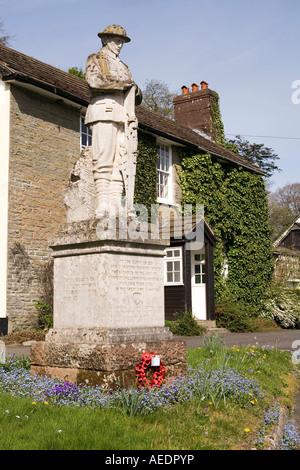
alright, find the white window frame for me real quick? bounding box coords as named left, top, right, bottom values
left=157, top=142, right=173, bottom=204
left=192, top=253, right=206, bottom=285
left=80, top=115, right=92, bottom=150
left=164, top=247, right=183, bottom=286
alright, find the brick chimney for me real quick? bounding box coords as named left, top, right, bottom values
left=173, top=81, right=215, bottom=140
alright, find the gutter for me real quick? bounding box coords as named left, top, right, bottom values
left=139, top=122, right=266, bottom=176
left=1, top=70, right=89, bottom=108
left=1, top=66, right=266, bottom=177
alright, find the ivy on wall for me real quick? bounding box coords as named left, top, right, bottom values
left=134, top=131, right=158, bottom=215
left=178, top=151, right=274, bottom=310
left=210, top=91, right=226, bottom=146
left=134, top=128, right=274, bottom=312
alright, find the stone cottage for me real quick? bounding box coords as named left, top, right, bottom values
left=0, top=45, right=266, bottom=335
left=273, top=215, right=300, bottom=288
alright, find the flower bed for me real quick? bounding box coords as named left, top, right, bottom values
left=0, top=356, right=263, bottom=415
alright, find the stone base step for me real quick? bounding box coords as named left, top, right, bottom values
left=197, top=320, right=216, bottom=328
left=196, top=320, right=228, bottom=333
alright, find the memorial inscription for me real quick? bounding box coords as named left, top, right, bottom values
left=54, top=250, right=165, bottom=330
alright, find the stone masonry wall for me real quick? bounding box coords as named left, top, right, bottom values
left=7, top=85, right=81, bottom=332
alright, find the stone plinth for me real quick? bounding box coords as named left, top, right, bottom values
left=31, top=338, right=187, bottom=388
left=31, top=218, right=187, bottom=387
left=50, top=218, right=168, bottom=330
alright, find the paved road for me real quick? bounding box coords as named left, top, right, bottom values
left=174, top=329, right=300, bottom=351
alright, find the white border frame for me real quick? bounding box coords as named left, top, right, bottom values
left=0, top=80, right=10, bottom=319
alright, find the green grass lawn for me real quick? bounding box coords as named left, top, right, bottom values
left=0, top=343, right=298, bottom=450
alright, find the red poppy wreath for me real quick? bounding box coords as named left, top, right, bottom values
left=135, top=352, right=165, bottom=388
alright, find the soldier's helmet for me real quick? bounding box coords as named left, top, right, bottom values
left=98, top=25, right=131, bottom=43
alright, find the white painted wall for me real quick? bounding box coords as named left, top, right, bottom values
left=0, top=80, right=10, bottom=319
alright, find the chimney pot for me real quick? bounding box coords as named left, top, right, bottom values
left=191, top=83, right=199, bottom=92
left=174, top=79, right=215, bottom=140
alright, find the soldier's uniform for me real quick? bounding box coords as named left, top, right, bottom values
left=85, top=25, right=141, bottom=216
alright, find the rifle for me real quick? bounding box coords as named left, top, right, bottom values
left=122, top=85, right=138, bottom=215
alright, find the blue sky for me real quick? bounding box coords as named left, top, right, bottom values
left=1, top=0, right=299, bottom=191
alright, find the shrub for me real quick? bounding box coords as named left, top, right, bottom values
left=34, top=299, right=53, bottom=331
left=215, top=298, right=257, bottom=332
left=165, top=311, right=206, bottom=336
left=261, top=283, right=300, bottom=329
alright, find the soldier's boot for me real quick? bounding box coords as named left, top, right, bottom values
left=94, top=178, right=110, bottom=218
left=109, top=180, right=124, bottom=217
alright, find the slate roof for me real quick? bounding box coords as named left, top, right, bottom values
left=0, top=45, right=264, bottom=175
left=160, top=214, right=218, bottom=244
left=273, top=215, right=300, bottom=248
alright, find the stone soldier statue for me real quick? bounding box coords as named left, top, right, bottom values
left=85, top=25, right=142, bottom=217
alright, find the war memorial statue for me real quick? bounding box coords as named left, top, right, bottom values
left=85, top=24, right=142, bottom=217
left=30, top=26, right=186, bottom=388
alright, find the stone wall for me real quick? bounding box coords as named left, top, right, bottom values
left=7, top=85, right=81, bottom=332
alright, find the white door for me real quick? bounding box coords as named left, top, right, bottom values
left=191, top=251, right=206, bottom=320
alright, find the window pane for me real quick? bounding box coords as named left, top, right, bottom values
left=195, top=265, right=200, bottom=274
left=167, top=261, right=173, bottom=272
left=195, top=254, right=201, bottom=261
left=165, top=247, right=182, bottom=284
left=174, top=261, right=180, bottom=271
left=81, top=117, right=92, bottom=149
left=157, top=145, right=170, bottom=200
left=195, top=275, right=201, bottom=284
left=202, top=275, right=206, bottom=284
left=163, top=174, right=168, bottom=198
left=81, top=133, right=87, bottom=147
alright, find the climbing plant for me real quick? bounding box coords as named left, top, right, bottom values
left=178, top=150, right=274, bottom=311
left=210, top=91, right=226, bottom=145
left=133, top=126, right=274, bottom=314
left=134, top=131, right=158, bottom=217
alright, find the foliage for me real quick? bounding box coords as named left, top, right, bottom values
left=134, top=131, right=158, bottom=218
left=210, top=91, right=226, bottom=145
left=261, top=283, right=300, bottom=329
left=116, top=382, right=146, bottom=417
left=0, top=20, right=14, bottom=46
left=141, top=78, right=177, bottom=119
left=165, top=311, right=206, bottom=336
left=202, top=332, right=225, bottom=353
left=210, top=94, right=280, bottom=176
left=281, top=420, right=300, bottom=450
left=1, top=330, right=45, bottom=345
left=0, top=347, right=297, bottom=450
left=268, top=182, right=300, bottom=240
left=68, top=66, right=86, bottom=79
left=225, top=135, right=281, bottom=177
left=215, top=298, right=258, bottom=332
left=34, top=299, right=53, bottom=331
left=178, top=150, right=274, bottom=310
left=0, top=355, right=31, bottom=372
